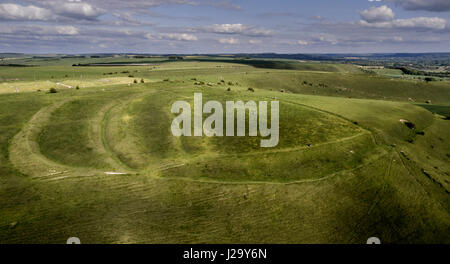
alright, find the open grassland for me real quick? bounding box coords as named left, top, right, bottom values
left=0, top=58, right=449, bottom=243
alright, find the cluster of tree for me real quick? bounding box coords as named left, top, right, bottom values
left=0, top=64, right=33, bottom=67
left=301, top=80, right=328, bottom=88
left=392, top=66, right=450, bottom=78
left=61, top=56, right=86, bottom=59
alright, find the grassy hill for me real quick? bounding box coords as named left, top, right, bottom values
left=0, top=58, right=448, bottom=243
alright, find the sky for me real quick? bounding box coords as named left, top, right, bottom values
left=0, top=0, right=449, bottom=54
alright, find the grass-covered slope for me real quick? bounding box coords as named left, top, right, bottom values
left=0, top=59, right=448, bottom=243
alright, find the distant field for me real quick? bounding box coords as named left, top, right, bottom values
left=0, top=57, right=449, bottom=243
left=0, top=77, right=155, bottom=94
left=371, top=68, right=404, bottom=75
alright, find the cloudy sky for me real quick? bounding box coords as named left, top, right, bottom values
left=0, top=0, right=449, bottom=53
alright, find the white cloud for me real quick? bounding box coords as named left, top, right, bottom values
left=297, top=40, right=309, bottom=45
left=160, top=33, right=198, bottom=41
left=0, top=3, right=53, bottom=21
left=0, top=2, right=103, bottom=21
left=361, top=17, right=447, bottom=30
left=19, top=0, right=240, bottom=12
left=360, top=5, right=395, bottom=23
left=207, top=23, right=272, bottom=36
left=359, top=5, right=447, bottom=30
left=54, top=25, right=80, bottom=35
left=249, top=39, right=262, bottom=44
left=212, top=23, right=245, bottom=33
left=53, top=2, right=105, bottom=20
left=218, top=38, right=239, bottom=44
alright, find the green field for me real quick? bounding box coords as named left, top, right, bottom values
left=0, top=57, right=449, bottom=243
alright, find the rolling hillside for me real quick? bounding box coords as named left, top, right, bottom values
left=0, top=58, right=448, bottom=243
